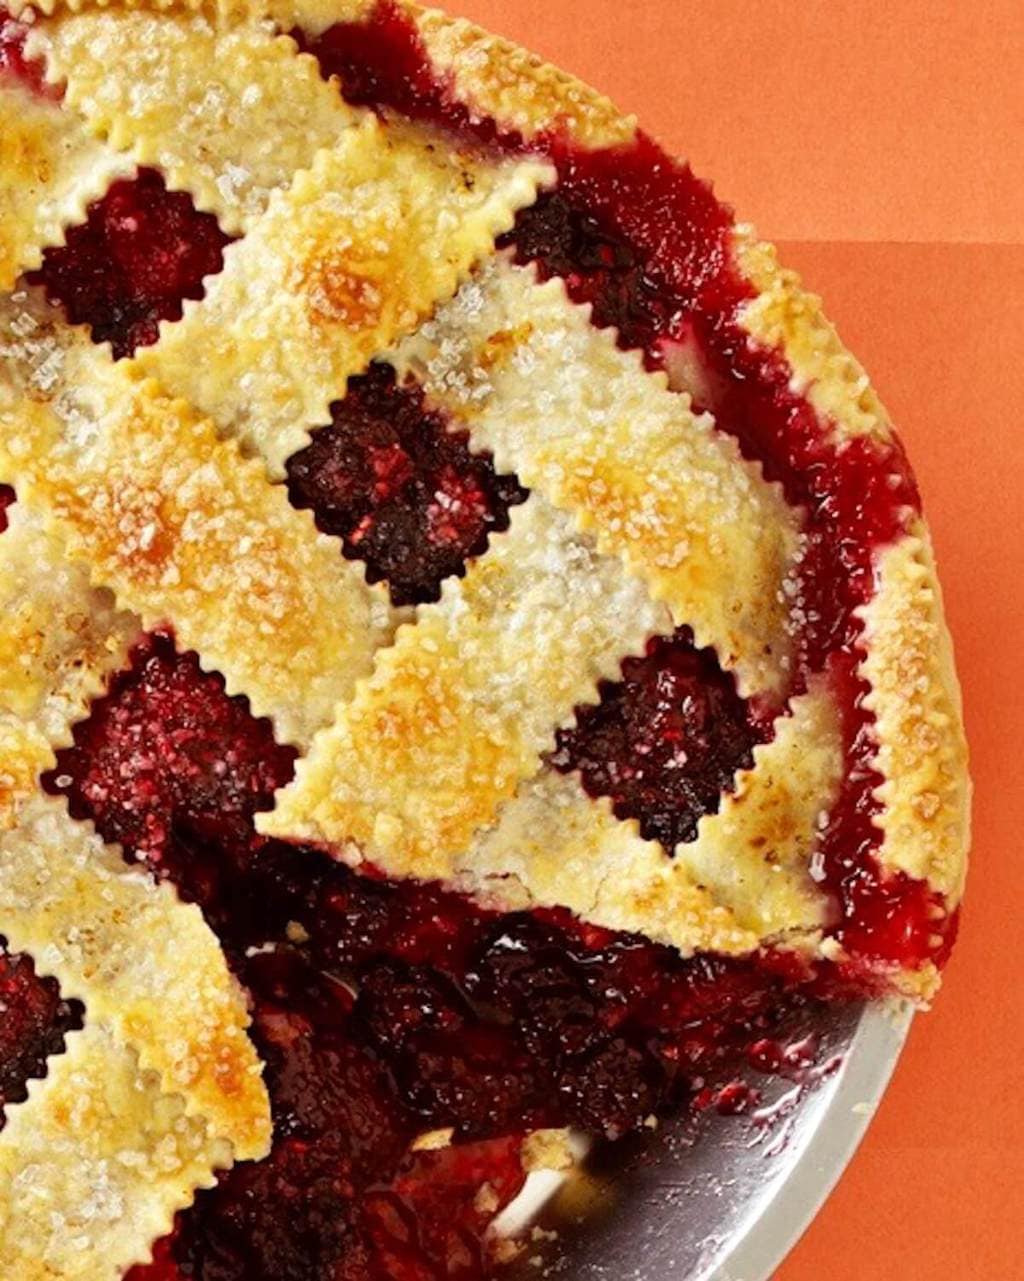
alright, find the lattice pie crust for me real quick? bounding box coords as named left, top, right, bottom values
left=0, top=0, right=969, bottom=1275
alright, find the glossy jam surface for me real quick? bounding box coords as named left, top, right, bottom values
left=164, top=951, right=529, bottom=1281
left=287, top=363, right=528, bottom=605
left=0, top=943, right=81, bottom=1126
left=552, top=627, right=769, bottom=849
left=30, top=169, right=233, bottom=358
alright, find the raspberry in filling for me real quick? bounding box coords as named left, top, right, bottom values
left=29, top=169, right=234, bottom=359
left=0, top=485, right=13, bottom=533
left=0, top=942, right=82, bottom=1126
left=45, top=633, right=298, bottom=942
left=287, top=363, right=527, bottom=605
left=551, top=627, right=770, bottom=849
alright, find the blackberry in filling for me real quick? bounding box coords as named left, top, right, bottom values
left=552, top=627, right=769, bottom=850
left=287, top=364, right=527, bottom=605
left=301, top=1, right=950, bottom=973
left=51, top=631, right=818, bottom=1281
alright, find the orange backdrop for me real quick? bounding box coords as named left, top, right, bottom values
left=441, top=1, right=1023, bottom=1276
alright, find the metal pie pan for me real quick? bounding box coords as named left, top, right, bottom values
left=502, top=998, right=913, bottom=1279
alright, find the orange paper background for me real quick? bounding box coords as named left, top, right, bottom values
left=440, top=2, right=1023, bottom=1276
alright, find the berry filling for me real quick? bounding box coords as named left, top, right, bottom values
left=29, top=169, right=234, bottom=359
left=56, top=633, right=827, bottom=1279
left=551, top=627, right=770, bottom=849
left=287, top=363, right=527, bottom=605
left=297, top=6, right=513, bottom=151
left=0, top=484, right=13, bottom=533
left=301, top=0, right=945, bottom=974
left=0, top=941, right=82, bottom=1126
left=45, top=633, right=298, bottom=943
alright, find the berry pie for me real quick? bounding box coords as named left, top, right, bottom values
left=0, top=0, right=970, bottom=1277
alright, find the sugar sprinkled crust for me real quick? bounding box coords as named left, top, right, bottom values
left=0, top=1024, right=230, bottom=1280
left=28, top=9, right=359, bottom=235
left=392, top=256, right=802, bottom=699
left=269, top=0, right=636, bottom=145
left=0, top=501, right=140, bottom=831
left=456, top=684, right=838, bottom=956
left=260, top=494, right=670, bottom=875
left=0, top=794, right=271, bottom=1158
left=133, top=118, right=552, bottom=474
left=20, top=372, right=389, bottom=746
left=673, top=682, right=841, bottom=937
left=859, top=527, right=970, bottom=904
left=0, top=81, right=133, bottom=290
left=459, top=771, right=763, bottom=958
left=0, top=294, right=391, bottom=747
left=731, top=228, right=894, bottom=444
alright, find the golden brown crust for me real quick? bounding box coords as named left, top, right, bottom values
left=269, top=0, right=636, bottom=145
left=130, top=118, right=551, bottom=474
left=260, top=495, right=671, bottom=874
left=257, top=0, right=972, bottom=925
left=0, top=794, right=271, bottom=1158
left=0, top=81, right=133, bottom=291
left=731, top=228, right=894, bottom=443
left=0, top=1025, right=232, bottom=1280
left=859, top=526, right=971, bottom=904
left=391, top=257, right=801, bottom=700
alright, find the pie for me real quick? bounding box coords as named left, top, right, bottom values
left=0, top=0, right=970, bottom=1277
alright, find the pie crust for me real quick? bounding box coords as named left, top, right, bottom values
left=0, top=0, right=970, bottom=1275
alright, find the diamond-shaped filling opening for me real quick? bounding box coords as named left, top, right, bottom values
left=45, top=631, right=298, bottom=943
left=0, top=938, right=83, bottom=1126
left=28, top=168, right=235, bottom=360
left=551, top=626, right=771, bottom=850
left=286, top=363, right=528, bottom=606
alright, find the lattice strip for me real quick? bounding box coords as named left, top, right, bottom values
left=0, top=793, right=270, bottom=1158
left=0, top=1023, right=228, bottom=1281
left=0, top=498, right=140, bottom=830
left=859, top=527, right=970, bottom=900
left=457, top=771, right=761, bottom=957
left=0, top=288, right=391, bottom=747
left=0, top=81, right=133, bottom=291
left=27, top=10, right=359, bottom=235
left=392, top=257, right=802, bottom=698
left=133, top=118, right=552, bottom=474
left=266, top=0, right=635, bottom=146
left=261, top=494, right=670, bottom=878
